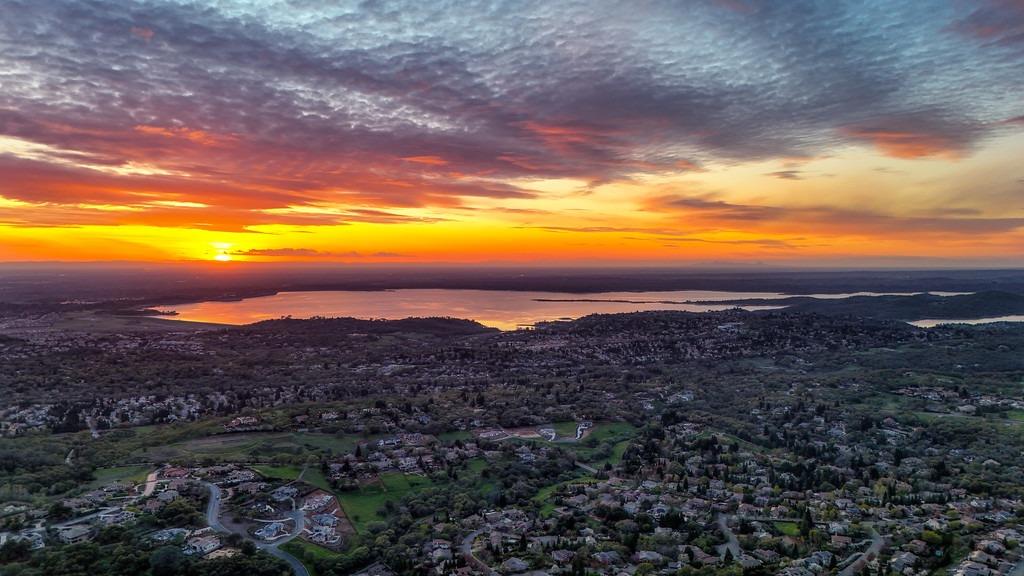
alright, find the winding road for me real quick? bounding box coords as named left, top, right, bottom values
left=716, top=515, right=742, bottom=560
left=838, top=527, right=885, bottom=576
left=460, top=528, right=498, bottom=576
left=204, top=482, right=310, bottom=576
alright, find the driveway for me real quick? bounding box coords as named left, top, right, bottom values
left=141, top=470, right=160, bottom=497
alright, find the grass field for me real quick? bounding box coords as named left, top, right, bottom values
left=1006, top=410, right=1024, bottom=422
left=585, top=422, right=637, bottom=443
left=250, top=463, right=336, bottom=493
left=132, top=430, right=383, bottom=464
left=337, top=473, right=435, bottom=533
left=437, top=430, right=474, bottom=443
left=552, top=421, right=578, bottom=436
left=774, top=521, right=800, bottom=536
left=566, top=422, right=637, bottom=463
left=252, top=464, right=304, bottom=480
left=533, top=475, right=598, bottom=517
left=280, top=540, right=338, bottom=576
left=88, top=465, right=151, bottom=488
left=601, top=440, right=631, bottom=466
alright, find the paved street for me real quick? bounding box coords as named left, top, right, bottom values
left=204, top=482, right=309, bottom=576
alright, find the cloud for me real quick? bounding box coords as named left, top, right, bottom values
left=840, top=116, right=976, bottom=159
left=646, top=193, right=1024, bottom=236
left=766, top=170, right=803, bottom=180
left=130, top=26, right=154, bottom=42
left=0, top=0, right=1021, bottom=236
left=950, top=0, right=1024, bottom=44
left=229, top=248, right=405, bottom=258
left=651, top=195, right=783, bottom=221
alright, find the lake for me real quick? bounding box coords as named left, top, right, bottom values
left=160, top=289, right=965, bottom=330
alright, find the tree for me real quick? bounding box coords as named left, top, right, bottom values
left=800, top=507, right=814, bottom=537
left=149, top=546, right=185, bottom=576
left=0, top=539, right=31, bottom=563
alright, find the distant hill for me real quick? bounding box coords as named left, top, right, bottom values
left=244, top=316, right=497, bottom=336
left=708, top=290, right=1024, bottom=321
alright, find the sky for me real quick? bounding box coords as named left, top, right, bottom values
left=0, top=0, right=1023, bottom=266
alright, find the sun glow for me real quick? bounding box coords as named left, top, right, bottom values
left=211, top=242, right=233, bottom=262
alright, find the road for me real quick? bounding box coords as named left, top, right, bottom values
left=716, top=515, right=742, bottom=560
left=141, top=470, right=160, bottom=497
left=204, top=482, right=309, bottom=576
left=838, top=528, right=885, bottom=576
left=575, top=461, right=598, bottom=474
left=460, top=528, right=498, bottom=576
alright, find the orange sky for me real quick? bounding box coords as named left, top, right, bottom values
left=2, top=0, right=1023, bottom=266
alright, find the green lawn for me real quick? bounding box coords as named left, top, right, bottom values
left=552, top=421, right=579, bottom=436
left=251, top=462, right=336, bottom=492
left=604, top=440, right=631, bottom=466
left=466, top=458, right=489, bottom=475
left=337, top=473, right=435, bottom=534
left=280, top=540, right=336, bottom=576
left=132, top=430, right=381, bottom=464
left=532, top=475, right=598, bottom=517
left=301, top=467, right=334, bottom=492
left=88, top=465, right=151, bottom=487
left=291, top=432, right=378, bottom=455
left=1006, top=410, right=1024, bottom=422
left=774, top=521, right=800, bottom=536
left=568, top=422, right=638, bottom=463
left=437, top=430, right=474, bottom=443
left=585, top=422, right=637, bottom=443
left=252, top=464, right=304, bottom=480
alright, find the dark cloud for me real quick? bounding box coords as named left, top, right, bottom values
left=766, top=170, right=803, bottom=180
left=950, top=0, right=1024, bottom=45
left=0, top=0, right=1022, bottom=220
left=643, top=193, right=1024, bottom=235
left=653, top=195, right=783, bottom=221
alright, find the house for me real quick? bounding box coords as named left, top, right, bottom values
left=633, top=550, right=665, bottom=564
left=184, top=535, right=221, bottom=556
left=271, top=486, right=298, bottom=502
left=157, top=490, right=180, bottom=503
left=58, top=525, right=93, bottom=544
left=889, top=551, right=919, bottom=572
left=256, top=522, right=285, bottom=540
left=99, top=510, right=136, bottom=526
left=831, top=534, right=852, bottom=549
left=313, top=513, right=338, bottom=526
left=501, top=557, right=529, bottom=573
left=593, top=551, right=621, bottom=565
left=904, top=539, right=928, bottom=555
left=550, top=550, right=574, bottom=563
left=162, top=467, right=190, bottom=479
left=150, top=528, right=189, bottom=543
